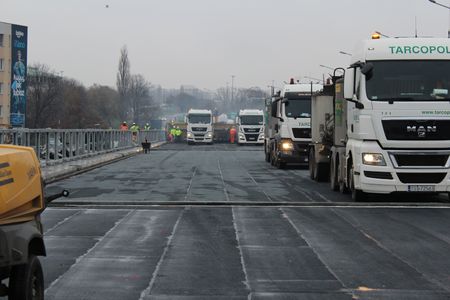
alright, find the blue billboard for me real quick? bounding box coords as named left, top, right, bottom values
left=10, top=24, right=27, bottom=127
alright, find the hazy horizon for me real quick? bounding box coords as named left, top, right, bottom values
left=2, top=0, right=449, bottom=90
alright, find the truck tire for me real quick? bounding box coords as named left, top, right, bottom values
left=309, top=149, right=316, bottom=180
left=330, top=156, right=339, bottom=191
left=265, top=146, right=271, bottom=163
left=338, top=159, right=349, bottom=194
left=349, top=161, right=367, bottom=202
left=8, top=255, right=44, bottom=300
left=276, top=161, right=286, bottom=169
left=316, top=163, right=329, bottom=182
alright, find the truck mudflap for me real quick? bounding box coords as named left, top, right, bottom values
left=0, top=221, right=44, bottom=269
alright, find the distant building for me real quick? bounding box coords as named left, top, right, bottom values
left=0, top=21, right=28, bottom=128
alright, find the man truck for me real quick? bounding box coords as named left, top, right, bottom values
left=264, top=79, right=323, bottom=168
left=308, top=35, right=450, bottom=201
left=186, top=109, right=213, bottom=144
left=237, top=109, right=264, bottom=145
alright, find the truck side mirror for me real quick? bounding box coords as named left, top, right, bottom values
left=344, top=68, right=355, bottom=100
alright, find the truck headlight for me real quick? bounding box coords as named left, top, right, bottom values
left=280, top=140, right=294, bottom=151
left=187, top=132, right=193, bottom=138
left=206, top=132, right=213, bottom=138
left=362, top=153, right=386, bottom=166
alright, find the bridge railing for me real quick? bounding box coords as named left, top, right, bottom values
left=0, top=129, right=166, bottom=165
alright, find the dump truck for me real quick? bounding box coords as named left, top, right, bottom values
left=310, top=35, right=450, bottom=201
left=264, top=79, right=323, bottom=168
left=0, top=145, right=68, bottom=299
left=308, top=77, right=340, bottom=182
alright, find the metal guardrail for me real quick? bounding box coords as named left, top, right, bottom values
left=0, top=129, right=166, bottom=165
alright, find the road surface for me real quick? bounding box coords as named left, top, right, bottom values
left=30, top=144, right=450, bottom=299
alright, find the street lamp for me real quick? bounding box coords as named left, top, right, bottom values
left=375, top=31, right=391, bottom=38
left=231, top=75, right=235, bottom=103
left=339, top=51, right=352, bottom=56
left=428, top=0, right=450, bottom=38
left=319, top=64, right=334, bottom=71
left=429, top=0, right=450, bottom=9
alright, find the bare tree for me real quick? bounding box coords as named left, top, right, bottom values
left=26, top=64, right=63, bottom=128
left=129, top=74, right=150, bottom=123
left=116, top=46, right=130, bottom=121
left=87, top=85, right=120, bottom=128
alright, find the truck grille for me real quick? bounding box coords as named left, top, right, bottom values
left=393, top=154, right=449, bottom=167
left=397, top=173, right=446, bottom=184
left=243, top=128, right=260, bottom=133
left=192, top=127, right=207, bottom=132
left=245, top=134, right=259, bottom=141
left=382, top=120, right=450, bottom=140
left=292, top=128, right=311, bottom=138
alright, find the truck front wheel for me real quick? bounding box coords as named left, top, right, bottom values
left=264, top=144, right=270, bottom=163
left=309, top=148, right=316, bottom=180
left=330, top=155, right=339, bottom=191
left=8, top=255, right=44, bottom=300
left=349, top=161, right=367, bottom=202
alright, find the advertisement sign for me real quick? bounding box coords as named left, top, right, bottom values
left=10, top=24, right=27, bottom=127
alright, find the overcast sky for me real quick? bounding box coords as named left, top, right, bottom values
left=2, top=0, right=449, bottom=90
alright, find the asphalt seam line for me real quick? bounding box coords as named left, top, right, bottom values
left=139, top=208, right=186, bottom=299
left=44, top=209, right=135, bottom=294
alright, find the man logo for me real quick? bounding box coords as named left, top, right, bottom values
left=406, top=125, right=437, bottom=138
left=15, top=30, right=24, bottom=39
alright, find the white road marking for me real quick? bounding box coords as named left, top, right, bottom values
left=231, top=206, right=252, bottom=300
left=218, top=159, right=231, bottom=202
left=139, top=208, right=186, bottom=299
left=184, top=167, right=197, bottom=201
left=45, top=210, right=135, bottom=294
left=44, top=209, right=83, bottom=234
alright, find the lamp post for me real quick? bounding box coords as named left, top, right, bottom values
left=428, top=0, right=450, bottom=38
left=319, top=64, right=334, bottom=71
left=375, top=31, right=391, bottom=38
left=231, top=75, right=235, bottom=103
left=339, top=51, right=352, bottom=56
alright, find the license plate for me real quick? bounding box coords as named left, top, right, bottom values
left=408, top=185, right=435, bottom=192
left=248, top=137, right=256, bottom=141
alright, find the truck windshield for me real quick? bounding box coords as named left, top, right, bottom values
left=188, top=114, right=211, bottom=124
left=284, top=98, right=311, bottom=118
left=240, top=115, right=263, bottom=125
left=366, top=60, right=450, bottom=101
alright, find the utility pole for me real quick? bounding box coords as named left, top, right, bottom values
left=231, top=75, right=235, bottom=103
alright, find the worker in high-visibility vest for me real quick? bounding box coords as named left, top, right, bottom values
left=130, top=123, right=140, bottom=144
left=170, top=127, right=177, bottom=143
left=143, top=123, right=151, bottom=131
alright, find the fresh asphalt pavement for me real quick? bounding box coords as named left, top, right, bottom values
left=30, top=143, right=450, bottom=299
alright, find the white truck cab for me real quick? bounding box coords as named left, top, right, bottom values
left=265, top=80, right=323, bottom=168
left=237, top=109, right=264, bottom=145
left=186, top=109, right=213, bottom=144
left=334, top=36, right=450, bottom=201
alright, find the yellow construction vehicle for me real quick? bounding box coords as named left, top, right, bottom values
left=0, top=145, right=68, bottom=300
